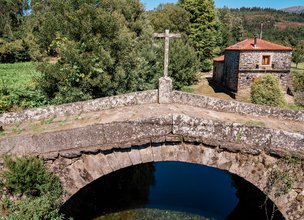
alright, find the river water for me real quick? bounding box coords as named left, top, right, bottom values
left=61, top=162, right=284, bottom=220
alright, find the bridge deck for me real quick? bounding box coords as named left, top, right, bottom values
left=1, top=103, right=303, bottom=139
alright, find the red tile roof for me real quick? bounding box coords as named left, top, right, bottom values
left=225, top=38, right=292, bottom=51
left=213, top=55, right=225, bottom=62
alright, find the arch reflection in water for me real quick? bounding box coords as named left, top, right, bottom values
left=60, top=162, right=284, bottom=220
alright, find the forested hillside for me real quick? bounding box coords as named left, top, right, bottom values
left=217, top=7, right=304, bottom=47
left=281, top=6, right=304, bottom=14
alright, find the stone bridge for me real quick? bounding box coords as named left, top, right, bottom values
left=0, top=77, right=304, bottom=220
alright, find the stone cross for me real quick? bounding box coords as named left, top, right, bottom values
left=153, top=29, right=181, bottom=78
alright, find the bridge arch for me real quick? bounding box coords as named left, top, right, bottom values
left=48, top=138, right=302, bottom=220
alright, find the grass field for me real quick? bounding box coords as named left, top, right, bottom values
left=291, top=62, right=304, bottom=71
left=0, top=62, right=46, bottom=113
left=0, top=62, right=40, bottom=90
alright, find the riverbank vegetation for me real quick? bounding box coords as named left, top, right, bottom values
left=0, top=156, right=63, bottom=219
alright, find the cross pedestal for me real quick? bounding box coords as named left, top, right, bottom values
left=158, top=77, right=173, bottom=104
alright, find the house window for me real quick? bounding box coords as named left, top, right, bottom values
left=262, top=55, right=271, bottom=65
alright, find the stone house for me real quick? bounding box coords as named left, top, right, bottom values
left=213, top=38, right=292, bottom=94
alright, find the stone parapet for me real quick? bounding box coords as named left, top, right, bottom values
left=172, top=91, right=304, bottom=122
left=0, top=90, right=158, bottom=125
left=1, top=77, right=302, bottom=126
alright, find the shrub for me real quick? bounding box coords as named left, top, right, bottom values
left=2, top=156, right=61, bottom=197
left=294, top=92, right=304, bottom=107
left=0, top=156, right=63, bottom=219
left=4, top=195, right=64, bottom=220
left=251, top=74, right=286, bottom=107
left=292, top=71, right=304, bottom=106
left=0, top=87, right=48, bottom=113
left=293, top=70, right=304, bottom=92
left=0, top=39, right=31, bottom=63
left=201, top=58, right=213, bottom=72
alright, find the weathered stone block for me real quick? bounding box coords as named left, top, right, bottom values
left=96, top=154, right=113, bottom=175
left=42, top=152, right=59, bottom=161
left=151, top=136, right=166, bottom=146
left=139, top=146, right=153, bottom=163
left=60, top=150, right=81, bottom=159
left=165, top=135, right=182, bottom=143
left=82, top=154, right=104, bottom=179
left=151, top=145, right=163, bottom=162
left=161, top=144, right=178, bottom=161
left=158, top=77, right=172, bottom=104
left=128, top=148, right=142, bottom=165
left=180, top=144, right=202, bottom=164
left=176, top=144, right=191, bottom=162
left=105, top=153, right=120, bottom=171
left=114, top=150, right=133, bottom=168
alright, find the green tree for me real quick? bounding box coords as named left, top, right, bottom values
left=27, top=0, right=154, bottom=104
left=251, top=74, right=286, bottom=107
left=0, top=0, right=28, bottom=38
left=148, top=4, right=190, bottom=33
left=292, top=41, right=304, bottom=68
left=167, top=40, right=199, bottom=89
left=178, top=0, right=222, bottom=71
left=293, top=70, right=304, bottom=106
left=20, top=0, right=199, bottom=105
left=232, top=16, right=244, bottom=42
left=293, top=71, right=304, bottom=92
left=0, top=0, right=33, bottom=63
left=217, top=7, right=234, bottom=48
left=147, top=3, right=199, bottom=89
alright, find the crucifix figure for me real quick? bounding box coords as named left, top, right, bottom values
left=153, top=29, right=181, bottom=78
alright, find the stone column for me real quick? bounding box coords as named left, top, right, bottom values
left=158, top=77, right=172, bottom=104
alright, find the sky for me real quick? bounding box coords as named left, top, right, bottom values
left=141, top=0, right=304, bottom=11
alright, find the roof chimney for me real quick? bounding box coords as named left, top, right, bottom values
left=254, top=36, right=257, bottom=48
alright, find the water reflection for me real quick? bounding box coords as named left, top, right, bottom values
left=61, top=163, right=155, bottom=220
left=227, top=175, right=284, bottom=220
left=145, top=162, right=238, bottom=219
left=60, top=161, right=284, bottom=220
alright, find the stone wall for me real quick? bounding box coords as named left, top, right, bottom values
left=239, top=51, right=292, bottom=70
left=1, top=89, right=303, bottom=128
left=238, top=70, right=290, bottom=91
left=212, top=61, right=224, bottom=84
left=0, top=90, right=158, bottom=125
left=223, top=51, right=240, bottom=92
left=172, top=91, right=304, bottom=122
left=238, top=51, right=292, bottom=91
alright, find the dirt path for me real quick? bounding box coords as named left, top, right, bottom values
left=192, top=73, right=234, bottom=100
